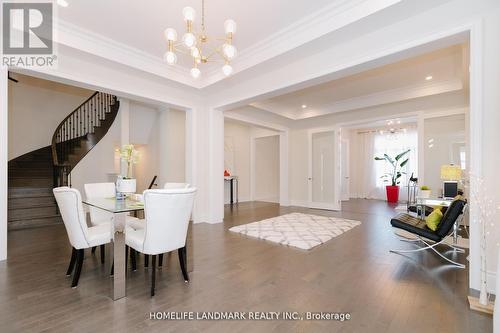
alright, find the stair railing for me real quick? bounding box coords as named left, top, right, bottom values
left=51, top=92, right=117, bottom=187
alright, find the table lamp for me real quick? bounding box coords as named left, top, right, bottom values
left=440, top=164, right=461, bottom=199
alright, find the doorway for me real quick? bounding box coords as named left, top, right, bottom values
left=253, top=135, right=280, bottom=203
left=308, top=128, right=340, bottom=210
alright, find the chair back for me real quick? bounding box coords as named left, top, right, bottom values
left=163, top=182, right=190, bottom=189
left=53, top=187, right=89, bottom=249
left=436, top=199, right=466, bottom=238
left=84, top=182, right=115, bottom=224
left=142, top=188, right=196, bottom=255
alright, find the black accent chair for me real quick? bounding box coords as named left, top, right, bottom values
left=390, top=199, right=467, bottom=268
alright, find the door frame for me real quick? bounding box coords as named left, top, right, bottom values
left=340, top=138, right=350, bottom=201
left=224, top=112, right=290, bottom=207
left=307, top=126, right=341, bottom=211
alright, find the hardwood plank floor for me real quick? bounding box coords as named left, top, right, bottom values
left=0, top=199, right=492, bottom=332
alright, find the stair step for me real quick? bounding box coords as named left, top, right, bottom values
left=9, top=178, right=52, bottom=188
left=8, top=216, right=62, bottom=230
left=8, top=206, right=60, bottom=221
left=8, top=187, right=53, bottom=198
left=8, top=197, right=57, bottom=209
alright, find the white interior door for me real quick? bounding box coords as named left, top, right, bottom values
left=308, top=129, right=340, bottom=210
left=340, top=139, right=350, bottom=201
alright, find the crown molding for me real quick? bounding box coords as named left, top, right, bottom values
left=251, top=78, right=463, bottom=120
left=54, top=19, right=204, bottom=89
left=203, top=0, right=402, bottom=86
left=51, top=0, right=401, bottom=90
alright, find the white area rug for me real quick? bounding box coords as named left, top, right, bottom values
left=229, top=213, right=361, bottom=250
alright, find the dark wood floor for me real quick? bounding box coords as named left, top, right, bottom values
left=0, top=199, right=492, bottom=332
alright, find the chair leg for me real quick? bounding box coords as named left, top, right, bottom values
left=125, top=246, right=129, bottom=272
left=158, top=254, right=163, bottom=268
left=66, top=247, right=77, bottom=276
left=100, top=245, right=105, bottom=264
left=130, top=248, right=137, bottom=271
left=390, top=237, right=465, bottom=268
left=178, top=246, right=189, bottom=282
left=151, top=255, right=156, bottom=297
left=144, top=255, right=149, bottom=268
left=71, top=249, right=84, bottom=288
left=91, top=246, right=96, bottom=254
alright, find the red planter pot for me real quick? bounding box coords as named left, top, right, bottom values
left=385, top=185, right=399, bottom=203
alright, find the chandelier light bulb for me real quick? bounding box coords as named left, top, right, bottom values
left=183, top=32, right=197, bottom=48
left=190, top=67, right=201, bottom=79
left=191, top=47, right=200, bottom=59
left=163, top=51, right=177, bottom=65
left=182, top=7, right=196, bottom=22
left=224, top=19, right=237, bottom=34
left=164, top=28, right=178, bottom=42
left=222, top=44, right=237, bottom=59
left=222, top=64, right=233, bottom=76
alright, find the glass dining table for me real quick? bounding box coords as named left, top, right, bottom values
left=83, top=197, right=193, bottom=301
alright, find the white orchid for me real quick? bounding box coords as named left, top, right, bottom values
left=119, top=144, right=140, bottom=178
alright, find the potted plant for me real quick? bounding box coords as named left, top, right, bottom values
left=374, top=149, right=410, bottom=203
left=116, top=144, right=140, bottom=194
left=420, top=185, right=431, bottom=198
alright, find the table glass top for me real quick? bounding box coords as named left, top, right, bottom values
left=416, top=197, right=453, bottom=207
left=83, top=197, right=144, bottom=213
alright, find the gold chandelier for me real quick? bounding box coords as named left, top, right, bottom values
left=163, top=0, right=237, bottom=79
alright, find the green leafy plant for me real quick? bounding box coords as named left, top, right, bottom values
left=374, top=149, right=410, bottom=186
left=420, top=185, right=430, bottom=190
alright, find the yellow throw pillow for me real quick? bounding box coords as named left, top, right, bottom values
left=426, top=208, right=443, bottom=231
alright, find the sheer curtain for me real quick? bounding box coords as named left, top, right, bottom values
left=352, top=127, right=418, bottom=200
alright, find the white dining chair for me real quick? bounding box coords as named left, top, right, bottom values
left=141, top=182, right=191, bottom=268
left=163, top=182, right=190, bottom=189
left=53, top=187, right=112, bottom=288
left=84, top=182, right=142, bottom=262
left=126, top=188, right=196, bottom=296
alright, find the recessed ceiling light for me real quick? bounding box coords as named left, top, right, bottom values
left=425, top=75, right=433, bottom=81
left=57, top=0, right=69, bottom=7
left=301, top=104, right=307, bottom=109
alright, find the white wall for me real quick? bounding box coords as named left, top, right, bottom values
left=254, top=135, right=280, bottom=202
left=223, top=120, right=281, bottom=204
left=158, top=108, right=186, bottom=188
left=71, top=103, right=186, bottom=197
left=472, top=4, right=500, bottom=294
left=8, top=75, right=91, bottom=160
left=423, top=114, right=466, bottom=195
left=224, top=121, right=251, bottom=203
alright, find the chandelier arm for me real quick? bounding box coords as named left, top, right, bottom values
left=201, top=0, right=206, bottom=32
left=173, top=47, right=190, bottom=56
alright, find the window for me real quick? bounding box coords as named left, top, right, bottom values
left=374, top=128, right=418, bottom=188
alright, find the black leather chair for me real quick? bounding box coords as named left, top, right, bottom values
left=390, top=199, right=467, bottom=268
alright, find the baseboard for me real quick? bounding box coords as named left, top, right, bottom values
left=224, top=197, right=251, bottom=205
left=254, top=196, right=279, bottom=203
left=289, top=200, right=309, bottom=208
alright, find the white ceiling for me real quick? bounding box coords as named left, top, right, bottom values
left=244, top=44, right=468, bottom=120
left=55, top=0, right=402, bottom=87
left=59, top=0, right=331, bottom=59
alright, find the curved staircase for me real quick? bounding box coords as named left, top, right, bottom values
left=7, top=92, right=119, bottom=230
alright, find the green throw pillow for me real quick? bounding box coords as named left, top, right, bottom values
left=426, top=208, right=443, bottom=231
